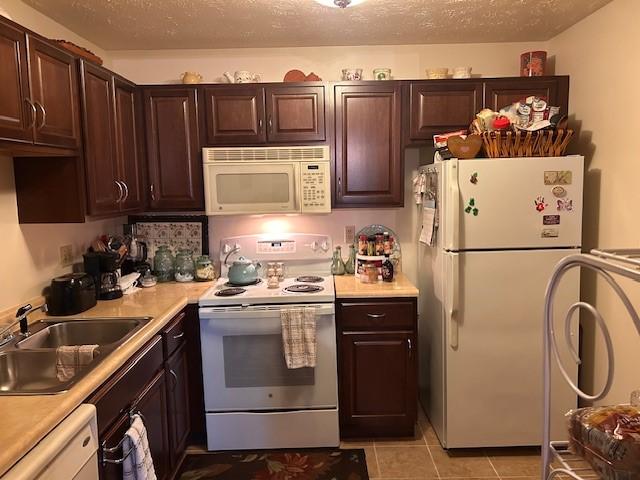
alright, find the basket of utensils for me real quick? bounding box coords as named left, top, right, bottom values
left=480, top=128, right=573, bottom=158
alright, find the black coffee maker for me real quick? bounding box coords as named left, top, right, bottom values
left=83, top=251, right=123, bottom=300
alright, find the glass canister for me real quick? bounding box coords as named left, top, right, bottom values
left=331, top=246, right=346, bottom=275
left=195, top=255, right=215, bottom=282
left=344, top=244, right=356, bottom=275
left=154, top=245, right=175, bottom=283
left=174, top=248, right=195, bottom=282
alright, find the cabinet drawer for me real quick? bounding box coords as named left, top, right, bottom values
left=339, top=301, right=415, bottom=330
left=88, top=335, right=163, bottom=434
left=162, top=310, right=187, bottom=358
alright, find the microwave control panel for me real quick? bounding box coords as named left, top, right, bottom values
left=300, top=162, right=330, bottom=212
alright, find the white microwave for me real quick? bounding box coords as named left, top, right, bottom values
left=203, top=146, right=331, bottom=215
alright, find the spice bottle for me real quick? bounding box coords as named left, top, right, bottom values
left=358, top=234, right=368, bottom=255
left=367, top=236, right=376, bottom=256
left=375, top=233, right=385, bottom=255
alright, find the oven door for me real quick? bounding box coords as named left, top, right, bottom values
left=199, top=304, right=337, bottom=411
left=203, top=162, right=299, bottom=215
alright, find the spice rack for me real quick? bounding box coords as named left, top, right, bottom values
left=542, top=249, right=640, bottom=480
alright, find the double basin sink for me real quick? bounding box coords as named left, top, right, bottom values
left=0, top=318, right=151, bottom=395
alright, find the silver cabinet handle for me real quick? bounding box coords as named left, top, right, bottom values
left=115, top=180, right=124, bottom=203
left=150, top=183, right=156, bottom=202
left=258, top=118, right=263, bottom=133
left=34, top=101, right=46, bottom=130
left=367, top=313, right=386, bottom=319
left=24, top=98, right=36, bottom=129
left=338, top=177, right=342, bottom=196
left=172, top=332, right=184, bottom=340
left=169, top=369, right=178, bottom=390
left=121, top=180, right=129, bottom=203
left=268, top=115, right=273, bottom=133
left=408, top=337, right=413, bottom=358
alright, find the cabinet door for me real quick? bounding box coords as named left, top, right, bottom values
left=484, top=76, right=569, bottom=114
left=135, top=370, right=171, bottom=480
left=339, top=331, right=416, bottom=437
left=114, top=77, right=143, bottom=212
left=266, top=85, right=325, bottom=142
left=80, top=61, right=120, bottom=216
left=27, top=35, right=80, bottom=148
left=335, top=84, right=402, bottom=207
left=0, top=20, right=32, bottom=143
left=144, top=88, right=204, bottom=210
left=409, top=81, right=482, bottom=141
left=203, top=85, right=266, bottom=144
left=166, top=344, right=191, bottom=469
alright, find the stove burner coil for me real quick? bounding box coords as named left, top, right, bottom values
left=224, top=278, right=262, bottom=287
left=215, top=287, right=247, bottom=297
left=284, top=284, right=325, bottom=294
left=295, top=276, right=324, bottom=283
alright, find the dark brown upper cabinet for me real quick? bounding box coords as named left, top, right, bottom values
left=334, top=83, right=403, bottom=207
left=27, top=35, right=81, bottom=148
left=203, top=84, right=326, bottom=145
left=265, top=85, right=325, bottom=143
left=0, top=20, right=31, bottom=143
left=80, top=61, right=143, bottom=217
left=143, top=87, right=204, bottom=211
left=0, top=16, right=80, bottom=150
left=407, top=80, right=483, bottom=142
left=484, top=76, right=569, bottom=115
left=203, top=85, right=266, bottom=144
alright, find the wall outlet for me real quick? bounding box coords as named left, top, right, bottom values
left=59, top=244, right=74, bottom=266
left=344, top=225, right=356, bottom=244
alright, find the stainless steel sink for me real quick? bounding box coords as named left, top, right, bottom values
left=0, top=317, right=151, bottom=395
left=16, top=318, right=149, bottom=350
left=0, top=350, right=93, bottom=395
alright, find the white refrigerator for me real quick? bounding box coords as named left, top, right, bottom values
left=418, top=155, right=584, bottom=448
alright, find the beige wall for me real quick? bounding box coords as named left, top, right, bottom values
left=110, top=41, right=547, bottom=84
left=549, top=0, right=640, bottom=404
left=0, top=1, right=120, bottom=313
left=0, top=0, right=110, bottom=66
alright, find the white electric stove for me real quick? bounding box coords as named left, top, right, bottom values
left=198, top=233, right=339, bottom=451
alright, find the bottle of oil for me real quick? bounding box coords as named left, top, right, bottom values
left=331, top=246, right=346, bottom=275
left=382, top=254, right=394, bottom=282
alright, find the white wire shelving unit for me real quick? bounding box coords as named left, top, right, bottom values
left=542, top=249, right=640, bottom=480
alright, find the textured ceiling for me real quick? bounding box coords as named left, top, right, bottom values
left=22, top=0, right=612, bottom=50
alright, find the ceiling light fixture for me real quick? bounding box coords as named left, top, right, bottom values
left=314, top=0, right=367, bottom=8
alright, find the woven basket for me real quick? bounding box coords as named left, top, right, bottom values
left=481, top=129, right=573, bottom=158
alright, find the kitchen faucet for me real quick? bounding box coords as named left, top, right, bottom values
left=0, top=303, right=48, bottom=347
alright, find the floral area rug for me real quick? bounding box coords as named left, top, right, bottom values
left=177, top=449, right=369, bottom=480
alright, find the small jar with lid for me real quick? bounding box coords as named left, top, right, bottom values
left=154, top=245, right=174, bottom=283
left=195, top=255, right=215, bottom=281
left=174, top=248, right=195, bottom=282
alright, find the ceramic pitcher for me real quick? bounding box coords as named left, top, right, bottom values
left=224, top=71, right=261, bottom=83
left=181, top=72, right=203, bottom=84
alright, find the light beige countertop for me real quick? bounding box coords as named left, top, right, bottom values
left=334, top=272, right=419, bottom=298
left=0, top=281, right=212, bottom=477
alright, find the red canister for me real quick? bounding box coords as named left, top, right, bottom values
left=520, top=51, right=547, bottom=77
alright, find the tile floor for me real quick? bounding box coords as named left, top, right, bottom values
left=340, top=404, right=543, bottom=479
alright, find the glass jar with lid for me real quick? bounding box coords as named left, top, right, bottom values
left=154, top=246, right=175, bottom=283
left=195, top=255, right=215, bottom=282
left=175, top=248, right=195, bottom=282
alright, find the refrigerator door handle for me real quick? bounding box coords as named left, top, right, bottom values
left=448, top=252, right=460, bottom=349
left=446, top=159, right=461, bottom=250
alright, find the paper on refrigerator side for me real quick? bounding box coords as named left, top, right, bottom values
left=420, top=199, right=437, bottom=246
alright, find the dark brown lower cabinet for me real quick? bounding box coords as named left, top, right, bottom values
left=337, top=298, right=418, bottom=438
left=89, top=308, right=195, bottom=480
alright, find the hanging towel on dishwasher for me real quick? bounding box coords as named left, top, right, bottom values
left=122, top=414, right=157, bottom=480
left=281, top=307, right=317, bottom=369
left=55, top=344, right=99, bottom=382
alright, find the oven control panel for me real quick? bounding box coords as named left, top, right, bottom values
left=300, top=162, right=330, bottom=213
left=256, top=240, right=296, bottom=254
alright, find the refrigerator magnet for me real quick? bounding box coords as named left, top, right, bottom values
left=534, top=196, right=548, bottom=212
left=544, top=171, right=572, bottom=185
left=465, top=198, right=478, bottom=215
left=470, top=172, right=478, bottom=184
left=541, top=228, right=559, bottom=238
left=557, top=199, right=573, bottom=211
left=543, top=215, right=560, bottom=225
left=552, top=186, right=567, bottom=198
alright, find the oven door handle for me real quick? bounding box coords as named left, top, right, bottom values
left=199, top=304, right=335, bottom=319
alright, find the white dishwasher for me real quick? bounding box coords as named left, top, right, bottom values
left=2, top=404, right=99, bottom=480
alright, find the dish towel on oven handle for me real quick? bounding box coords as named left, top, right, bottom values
left=281, top=307, right=317, bottom=369
left=122, top=413, right=157, bottom=480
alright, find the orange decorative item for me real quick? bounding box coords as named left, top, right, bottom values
left=284, top=70, right=322, bottom=82
left=520, top=51, right=547, bottom=77
left=305, top=72, right=322, bottom=81
left=447, top=135, right=483, bottom=159
left=54, top=40, right=103, bottom=65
